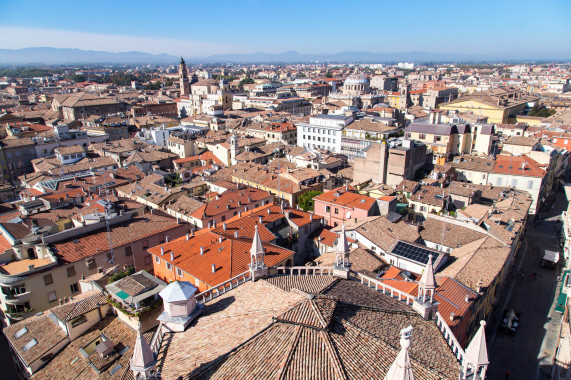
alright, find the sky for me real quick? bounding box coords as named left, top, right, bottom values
left=0, top=0, right=570, bottom=59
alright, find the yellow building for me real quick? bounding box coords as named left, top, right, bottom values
left=438, top=88, right=538, bottom=124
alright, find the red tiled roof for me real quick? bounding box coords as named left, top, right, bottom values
left=314, top=187, right=376, bottom=211
left=493, top=155, right=546, bottom=177
left=149, top=231, right=294, bottom=287
left=52, top=212, right=180, bottom=264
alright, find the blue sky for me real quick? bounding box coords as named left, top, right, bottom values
left=0, top=0, right=570, bottom=58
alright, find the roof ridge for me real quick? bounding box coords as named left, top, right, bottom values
left=308, top=298, right=328, bottom=329
left=276, top=324, right=303, bottom=380
left=319, top=329, right=349, bottom=379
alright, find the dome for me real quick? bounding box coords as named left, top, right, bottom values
left=344, top=73, right=369, bottom=86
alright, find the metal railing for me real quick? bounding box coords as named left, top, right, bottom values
left=435, top=311, right=465, bottom=363
left=274, top=266, right=335, bottom=276
left=195, top=271, right=252, bottom=305
left=356, top=273, right=415, bottom=305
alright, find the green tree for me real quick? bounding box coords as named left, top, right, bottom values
left=528, top=105, right=556, bottom=118
left=165, top=79, right=173, bottom=86
left=325, top=71, right=333, bottom=78
left=239, top=77, right=255, bottom=88
left=144, top=81, right=161, bottom=90
left=298, top=190, right=323, bottom=212
left=68, top=74, right=86, bottom=82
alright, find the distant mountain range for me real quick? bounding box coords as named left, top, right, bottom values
left=0, top=47, right=568, bottom=65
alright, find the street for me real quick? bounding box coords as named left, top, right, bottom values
left=487, top=191, right=567, bottom=380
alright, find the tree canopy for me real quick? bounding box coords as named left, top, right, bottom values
left=298, top=190, right=322, bottom=212
left=528, top=105, right=556, bottom=118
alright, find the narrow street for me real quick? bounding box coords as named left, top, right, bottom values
left=487, top=191, right=567, bottom=380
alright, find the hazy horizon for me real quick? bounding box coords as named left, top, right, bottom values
left=1, top=0, right=570, bottom=60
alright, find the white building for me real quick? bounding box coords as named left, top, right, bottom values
left=296, top=114, right=353, bottom=153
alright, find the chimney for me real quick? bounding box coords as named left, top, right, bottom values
left=27, top=264, right=35, bottom=272
left=238, top=211, right=242, bottom=217
left=186, top=233, right=190, bottom=241
left=258, top=216, right=263, bottom=224
left=234, top=231, right=239, bottom=238
left=200, top=246, right=204, bottom=255
left=267, top=208, right=271, bottom=215
left=166, top=236, right=170, bottom=243
left=213, top=220, right=217, bottom=228
left=170, top=252, right=174, bottom=261
left=191, top=229, right=195, bottom=236
left=310, top=214, right=314, bottom=221
left=218, top=236, right=223, bottom=243
left=211, top=264, right=216, bottom=273
left=160, top=247, right=165, bottom=255
left=449, top=312, right=455, bottom=321
left=284, top=210, right=292, bottom=220
left=223, top=223, right=227, bottom=231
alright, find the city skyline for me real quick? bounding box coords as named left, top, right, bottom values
left=1, top=0, right=570, bottom=60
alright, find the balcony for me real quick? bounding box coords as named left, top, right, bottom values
left=3, top=291, right=31, bottom=304
left=5, top=308, right=34, bottom=322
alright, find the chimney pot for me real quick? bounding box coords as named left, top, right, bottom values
left=223, top=223, right=227, bottom=231
left=200, top=246, right=204, bottom=255
left=234, top=231, right=238, bottom=238
left=160, top=247, right=165, bottom=255
left=186, top=233, right=190, bottom=241
left=166, top=236, right=170, bottom=243
left=211, top=264, right=216, bottom=273
left=170, top=252, right=174, bottom=261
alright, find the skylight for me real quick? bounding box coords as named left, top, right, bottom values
left=23, top=339, right=38, bottom=351
left=14, top=327, right=28, bottom=339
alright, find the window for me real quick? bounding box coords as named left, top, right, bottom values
left=511, top=178, right=518, bottom=187
left=125, top=246, right=133, bottom=257
left=23, top=339, right=38, bottom=352
left=166, top=263, right=172, bottom=270
left=86, top=259, right=96, bottom=270
left=528, top=180, right=534, bottom=189
left=144, top=255, right=151, bottom=265
left=325, top=206, right=331, bottom=212
left=496, top=177, right=502, bottom=186
left=155, top=256, right=160, bottom=264
left=176, top=268, right=183, bottom=276
left=334, top=208, right=339, bottom=215
left=44, top=274, right=53, bottom=285
left=142, top=240, right=149, bottom=249
left=159, top=234, right=165, bottom=244
left=70, top=283, right=79, bottom=294
left=67, top=266, right=76, bottom=278
left=419, top=134, right=426, bottom=139
left=47, top=291, right=57, bottom=302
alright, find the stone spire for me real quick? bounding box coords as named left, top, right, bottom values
left=385, top=325, right=414, bottom=380
left=130, top=327, right=157, bottom=379
left=418, top=254, right=436, bottom=304
left=230, top=134, right=239, bottom=166
left=335, top=225, right=350, bottom=268
left=250, top=225, right=265, bottom=270
left=462, top=321, right=489, bottom=380
left=249, top=224, right=268, bottom=281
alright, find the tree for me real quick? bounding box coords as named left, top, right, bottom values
left=144, top=81, right=161, bottom=90
left=68, top=74, right=86, bottom=83
left=239, top=77, right=255, bottom=87
left=298, top=190, right=323, bottom=212
left=528, top=105, right=556, bottom=118
left=325, top=71, right=333, bottom=78
left=165, top=79, right=173, bottom=86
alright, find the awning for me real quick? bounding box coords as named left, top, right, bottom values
left=544, top=250, right=560, bottom=263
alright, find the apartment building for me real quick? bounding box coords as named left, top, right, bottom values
left=296, top=114, right=354, bottom=153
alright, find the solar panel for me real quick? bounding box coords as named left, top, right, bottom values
left=391, top=241, right=437, bottom=265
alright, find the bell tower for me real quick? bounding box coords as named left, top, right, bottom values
left=179, top=57, right=190, bottom=96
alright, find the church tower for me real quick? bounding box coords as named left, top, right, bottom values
left=179, top=57, right=190, bottom=97
left=218, top=77, right=232, bottom=110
